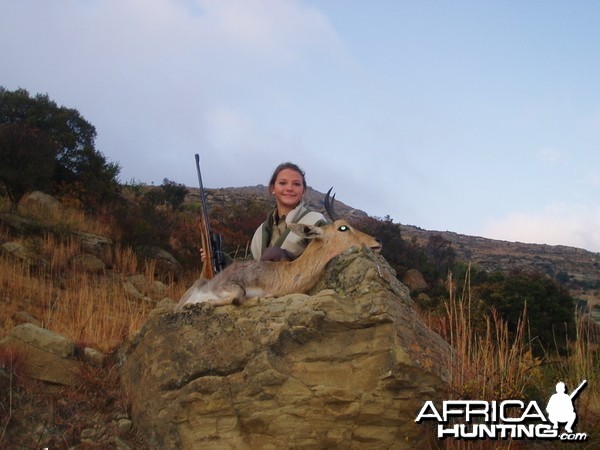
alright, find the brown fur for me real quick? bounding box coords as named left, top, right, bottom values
left=174, top=219, right=381, bottom=310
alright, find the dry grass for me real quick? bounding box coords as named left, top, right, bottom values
left=0, top=194, right=194, bottom=447
left=0, top=201, right=196, bottom=447
left=0, top=191, right=199, bottom=351
left=442, top=269, right=542, bottom=401
left=0, top=237, right=191, bottom=352
left=2, top=258, right=122, bottom=352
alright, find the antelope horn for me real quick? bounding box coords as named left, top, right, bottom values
left=324, top=187, right=341, bottom=222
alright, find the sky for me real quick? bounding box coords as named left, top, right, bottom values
left=2, top=0, right=600, bottom=253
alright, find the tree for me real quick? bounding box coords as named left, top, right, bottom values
left=477, top=270, right=576, bottom=355
left=0, top=123, right=58, bottom=208
left=424, top=234, right=456, bottom=280
left=160, top=178, right=188, bottom=210
left=0, top=87, right=121, bottom=208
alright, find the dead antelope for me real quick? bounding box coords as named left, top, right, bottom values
left=174, top=189, right=382, bottom=310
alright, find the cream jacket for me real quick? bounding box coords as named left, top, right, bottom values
left=250, top=202, right=328, bottom=260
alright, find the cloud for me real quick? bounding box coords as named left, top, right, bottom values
left=0, top=0, right=347, bottom=186
left=481, top=203, right=600, bottom=253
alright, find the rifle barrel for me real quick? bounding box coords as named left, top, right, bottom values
left=195, top=154, right=211, bottom=234
left=195, top=153, right=215, bottom=278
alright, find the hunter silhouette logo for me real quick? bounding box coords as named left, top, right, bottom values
left=546, top=380, right=586, bottom=434
left=415, top=379, right=589, bottom=442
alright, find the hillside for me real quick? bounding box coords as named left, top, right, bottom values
left=186, top=185, right=370, bottom=221
left=1, top=187, right=598, bottom=448
left=398, top=225, right=600, bottom=318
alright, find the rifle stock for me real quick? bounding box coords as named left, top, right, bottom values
left=199, top=212, right=215, bottom=279
left=195, top=154, right=223, bottom=279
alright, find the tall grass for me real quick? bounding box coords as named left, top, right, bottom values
left=0, top=237, right=190, bottom=352
left=441, top=268, right=541, bottom=401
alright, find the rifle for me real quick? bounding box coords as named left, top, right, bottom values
left=195, top=153, right=224, bottom=279
left=569, top=380, right=587, bottom=400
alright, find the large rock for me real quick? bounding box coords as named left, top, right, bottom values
left=136, top=245, right=181, bottom=274
left=401, top=268, right=429, bottom=294
left=70, top=253, right=107, bottom=273
left=73, top=231, right=114, bottom=264
left=119, top=248, right=451, bottom=449
left=20, top=190, right=61, bottom=210
left=123, top=274, right=169, bottom=302
left=0, top=323, right=80, bottom=385
left=0, top=324, right=106, bottom=386
left=1, top=240, right=49, bottom=269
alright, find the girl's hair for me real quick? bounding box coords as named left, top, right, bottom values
left=268, top=162, right=307, bottom=190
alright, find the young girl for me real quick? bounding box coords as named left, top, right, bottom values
left=250, top=162, right=328, bottom=261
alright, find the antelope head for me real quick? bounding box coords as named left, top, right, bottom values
left=288, top=188, right=382, bottom=260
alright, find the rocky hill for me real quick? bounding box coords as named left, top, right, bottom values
left=398, top=225, right=600, bottom=318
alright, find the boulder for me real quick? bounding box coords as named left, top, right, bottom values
left=1, top=240, right=49, bottom=269
left=20, top=190, right=61, bottom=210
left=119, top=248, right=451, bottom=449
left=0, top=323, right=80, bottom=385
left=1, top=241, right=30, bottom=260
left=73, top=231, right=114, bottom=264
left=136, top=245, right=181, bottom=273
left=401, top=269, right=429, bottom=294
left=123, top=274, right=168, bottom=302
left=70, top=253, right=107, bottom=273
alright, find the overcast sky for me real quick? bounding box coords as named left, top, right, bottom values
left=2, top=0, right=600, bottom=252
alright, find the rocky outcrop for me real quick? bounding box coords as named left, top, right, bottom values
left=119, top=247, right=451, bottom=449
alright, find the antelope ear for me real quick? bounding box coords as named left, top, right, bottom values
left=288, top=223, right=325, bottom=239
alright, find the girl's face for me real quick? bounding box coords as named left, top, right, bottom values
left=271, top=168, right=305, bottom=214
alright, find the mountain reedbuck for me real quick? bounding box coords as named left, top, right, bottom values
left=174, top=189, right=382, bottom=310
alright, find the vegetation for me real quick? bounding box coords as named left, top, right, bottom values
left=475, top=269, right=576, bottom=355
left=0, top=194, right=195, bottom=447
left=426, top=270, right=599, bottom=449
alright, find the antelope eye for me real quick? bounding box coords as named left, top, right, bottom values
left=338, top=225, right=349, bottom=232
